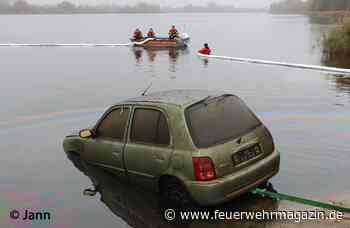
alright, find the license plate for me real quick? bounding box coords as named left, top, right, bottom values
left=232, top=144, right=262, bottom=166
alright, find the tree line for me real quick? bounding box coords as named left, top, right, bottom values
left=270, top=0, right=307, bottom=14
left=270, top=0, right=350, bottom=14
left=0, top=1, right=161, bottom=14
left=309, top=0, right=350, bottom=11
left=0, top=0, right=244, bottom=14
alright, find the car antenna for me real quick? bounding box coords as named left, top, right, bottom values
left=141, top=82, right=153, bottom=96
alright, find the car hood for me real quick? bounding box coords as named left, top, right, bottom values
left=65, top=130, right=80, bottom=138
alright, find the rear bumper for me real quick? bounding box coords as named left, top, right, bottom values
left=184, top=149, right=280, bottom=206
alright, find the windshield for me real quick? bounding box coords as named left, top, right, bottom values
left=185, top=95, right=262, bottom=148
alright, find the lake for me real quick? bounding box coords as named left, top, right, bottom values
left=0, top=13, right=350, bottom=228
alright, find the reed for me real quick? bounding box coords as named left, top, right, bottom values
left=323, top=18, right=350, bottom=58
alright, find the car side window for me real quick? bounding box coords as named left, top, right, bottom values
left=131, top=108, right=170, bottom=146
left=96, top=107, right=130, bottom=140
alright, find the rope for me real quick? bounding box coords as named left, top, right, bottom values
left=198, top=53, right=350, bottom=75
left=0, top=43, right=131, bottom=47
left=252, top=188, right=350, bottom=213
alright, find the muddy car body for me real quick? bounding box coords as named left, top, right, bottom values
left=63, top=90, right=280, bottom=206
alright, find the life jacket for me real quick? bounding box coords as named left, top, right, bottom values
left=169, top=28, right=179, bottom=36
left=198, top=47, right=211, bottom=55
left=134, top=31, right=143, bottom=40
left=147, top=31, right=155, bottom=38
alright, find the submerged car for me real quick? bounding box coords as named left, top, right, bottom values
left=63, top=90, right=280, bottom=206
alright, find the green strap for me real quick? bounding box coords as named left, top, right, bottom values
left=252, top=188, right=350, bottom=213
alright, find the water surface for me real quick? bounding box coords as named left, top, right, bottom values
left=1, top=13, right=350, bottom=228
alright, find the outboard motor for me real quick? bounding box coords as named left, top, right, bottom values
left=180, top=33, right=190, bottom=42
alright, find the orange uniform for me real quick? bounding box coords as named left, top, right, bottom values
left=169, top=28, right=178, bottom=35
left=169, top=27, right=179, bottom=39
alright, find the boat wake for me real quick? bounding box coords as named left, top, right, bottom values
left=0, top=43, right=131, bottom=47
left=198, top=53, right=350, bottom=75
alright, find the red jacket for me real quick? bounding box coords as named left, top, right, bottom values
left=147, top=31, right=155, bottom=38
left=198, top=47, right=211, bottom=55
left=169, top=28, right=178, bottom=35
left=133, top=31, right=143, bottom=40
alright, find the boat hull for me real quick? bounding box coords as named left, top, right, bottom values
left=131, top=38, right=188, bottom=49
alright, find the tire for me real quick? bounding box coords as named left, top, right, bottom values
left=160, top=178, right=197, bottom=210
left=258, top=181, right=269, bottom=189
left=258, top=180, right=277, bottom=193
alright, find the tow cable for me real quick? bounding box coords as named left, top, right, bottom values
left=252, top=188, right=350, bottom=214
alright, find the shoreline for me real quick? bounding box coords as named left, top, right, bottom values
left=270, top=10, right=350, bottom=24
left=308, top=10, right=350, bottom=24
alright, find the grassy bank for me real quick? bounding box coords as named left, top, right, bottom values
left=322, top=15, right=350, bottom=67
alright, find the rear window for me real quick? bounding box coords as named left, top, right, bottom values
left=185, top=95, right=261, bottom=148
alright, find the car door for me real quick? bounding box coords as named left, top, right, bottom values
left=82, top=106, right=131, bottom=179
left=124, top=107, right=173, bottom=190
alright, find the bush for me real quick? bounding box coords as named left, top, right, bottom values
left=324, top=18, right=350, bottom=57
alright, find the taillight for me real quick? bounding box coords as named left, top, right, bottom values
left=192, top=157, right=216, bottom=181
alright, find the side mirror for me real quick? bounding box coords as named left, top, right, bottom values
left=79, top=129, right=94, bottom=139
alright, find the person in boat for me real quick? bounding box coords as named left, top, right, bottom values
left=168, top=25, right=179, bottom=39
left=133, top=28, right=144, bottom=41
left=147, top=28, right=156, bottom=38
left=198, top=43, right=211, bottom=55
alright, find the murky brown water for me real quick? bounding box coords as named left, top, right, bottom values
left=0, top=13, right=349, bottom=228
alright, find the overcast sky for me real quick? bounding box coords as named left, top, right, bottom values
left=23, top=0, right=276, bottom=8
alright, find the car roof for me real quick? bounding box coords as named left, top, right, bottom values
left=121, top=89, right=228, bottom=107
